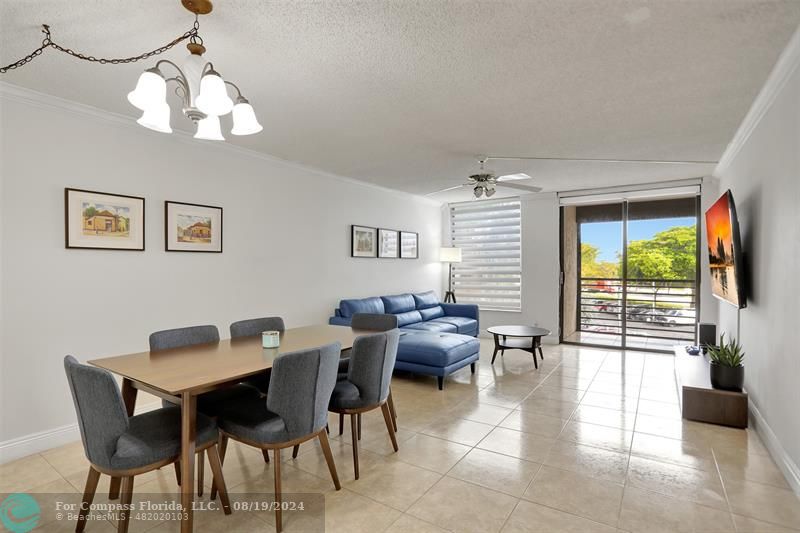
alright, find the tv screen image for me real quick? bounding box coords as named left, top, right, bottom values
left=705, top=190, right=746, bottom=308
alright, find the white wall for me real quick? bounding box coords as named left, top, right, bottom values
left=0, top=85, right=443, bottom=459
left=712, top=27, right=800, bottom=492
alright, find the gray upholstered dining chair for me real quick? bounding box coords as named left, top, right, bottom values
left=328, top=330, right=400, bottom=479
left=211, top=343, right=342, bottom=533
left=229, top=316, right=285, bottom=395
left=64, top=356, right=231, bottom=533
left=149, top=325, right=262, bottom=490
left=340, top=313, right=399, bottom=434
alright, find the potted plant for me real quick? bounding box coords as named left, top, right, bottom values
left=707, top=333, right=745, bottom=391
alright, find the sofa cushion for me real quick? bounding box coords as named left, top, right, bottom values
left=413, top=291, right=440, bottom=310
left=340, top=297, right=385, bottom=318
left=397, top=332, right=480, bottom=367
left=430, top=316, right=479, bottom=335
left=419, top=306, right=445, bottom=320
left=394, top=310, right=423, bottom=327
left=381, top=294, right=416, bottom=314
left=401, top=321, right=457, bottom=333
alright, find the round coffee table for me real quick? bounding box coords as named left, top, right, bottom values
left=487, top=325, right=551, bottom=369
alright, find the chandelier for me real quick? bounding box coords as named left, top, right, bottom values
left=1, top=0, right=261, bottom=141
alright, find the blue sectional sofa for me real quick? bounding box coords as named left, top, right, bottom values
left=330, top=291, right=480, bottom=389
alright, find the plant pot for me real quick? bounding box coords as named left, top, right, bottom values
left=710, top=362, right=744, bottom=391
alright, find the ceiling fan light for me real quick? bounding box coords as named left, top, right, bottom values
left=485, top=187, right=496, bottom=197
left=473, top=185, right=484, bottom=198
left=230, top=98, right=263, bottom=135
left=195, top=69, right=234, bottom=116
left=136, top=102, right=172, bottom=133
left=194, top=114, right=225, bottom=141
left=127, top=67, right=166, bottom=111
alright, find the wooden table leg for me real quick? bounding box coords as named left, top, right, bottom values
left=180, top=392, right=197, bottom=533
left=491, top=334, right=500, bottom=364
left=111, top=379, right=139, bottom=500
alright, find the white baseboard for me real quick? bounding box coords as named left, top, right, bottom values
left=0, top=401, right=161, bottom=465
left=749, top=399, right=800, bottom=496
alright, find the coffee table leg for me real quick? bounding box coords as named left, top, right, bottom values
left=536, top=337, right=544, bottom=360
left=491, top=334, right=500, bottom=364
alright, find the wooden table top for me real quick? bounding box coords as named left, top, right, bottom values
left=89, top=324, right=365, bottom=395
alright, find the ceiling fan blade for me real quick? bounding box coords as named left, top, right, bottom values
left=498, top=182, right=543, bottom=193
left=426, top=184, right=466, bottom=196
left=496, top=173, right=532, bottom=181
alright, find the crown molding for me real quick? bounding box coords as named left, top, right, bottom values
left=715, top=25, right=800, bottom=177
left=0, top=81, right=442, bottom=207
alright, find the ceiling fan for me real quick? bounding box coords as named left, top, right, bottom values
left=427, top=155, right=717, bottom=199
left=429, top=158, right=543, bottom=199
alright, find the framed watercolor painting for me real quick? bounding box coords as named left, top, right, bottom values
left=65, top=188, right=145, bottom=250
left=165, top=201, right=223, bottom=253
left=351, top=225, right=377, bottom=257
left=400, top=231, right=419, bottom=259
left=378, top=228, right=399, bottom=258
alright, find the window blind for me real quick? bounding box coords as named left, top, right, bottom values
left=449, top=198, right=521, bottom=311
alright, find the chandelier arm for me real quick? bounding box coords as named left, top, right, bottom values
left=223, top=80, right=243, bottom=99
left=155, top=60, right=193, bottom=105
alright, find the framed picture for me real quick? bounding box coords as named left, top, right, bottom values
left=400, top=231, right=419, bottom=259
left=165, top=201, right=223, bottom=253
left=65, top=188, right=145, bottom=250
left=351, top=225, right=377, bottom=257
left=378, top=228, right=399, bottom=258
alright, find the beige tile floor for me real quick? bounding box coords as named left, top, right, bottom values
left=2, top=340, right=799, bottom=532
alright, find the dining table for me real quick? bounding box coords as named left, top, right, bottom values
left=89, top=324, right=366, bottom=533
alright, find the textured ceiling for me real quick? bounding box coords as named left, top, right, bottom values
left=2, top=1, right=799, bottom=201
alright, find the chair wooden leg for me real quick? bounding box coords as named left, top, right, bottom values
left=108, top=477, right=121, bottom=500
left=211, top=434, right=228, bottom=501
left=117, top=476, right=134, bottom=533
left=274, top=448, right=282, bottom=533
left=76, top=467, right=101, bottom=533
left=317, top=430, right=341, bottom=490
left=262, top=449, right=271, bottom=463
left=173, top=462, right=181, bottom=486
left=350, top=413, right=359, bottom=480
left=292, top=444, right=300, bottom=458
left=387, top=389, right=398, bottom=433
left=437, top=376, right=444, bottom=390
left=357, top=413, right=362, bottom=441
left=197, top=450, right=204, bottom=497
left=338, top=412, right=344, bottom=436
left=381, top=403, right=399, bottom=452
left=206, top=445, right=231, bottom=515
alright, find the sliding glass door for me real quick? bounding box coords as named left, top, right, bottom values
left=560, top=195, right=700, bottom=352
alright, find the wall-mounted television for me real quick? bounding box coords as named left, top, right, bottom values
left=705, top=189, right=746, bottom=308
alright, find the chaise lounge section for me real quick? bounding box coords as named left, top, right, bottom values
left=330, top=291, right=480, bottom=389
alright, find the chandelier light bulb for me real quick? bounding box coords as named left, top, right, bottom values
left=231, top=98, right=263, bottom=135
left=136, top=102, right=172, bottom=133
left=194, top=114, right=225, bottom=141
left=195, top=68, right=234, bottom=116
left=127, top=67, right=167, bottom=111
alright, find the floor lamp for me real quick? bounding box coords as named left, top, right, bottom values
left=440, top=247, right=462, bottom=303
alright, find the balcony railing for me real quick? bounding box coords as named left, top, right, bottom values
left=579, top=278, right=697, bottom=343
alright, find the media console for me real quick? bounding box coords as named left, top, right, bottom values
left=673, top=346, right=748, bottom=428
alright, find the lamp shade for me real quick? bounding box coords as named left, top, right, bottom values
left=231, top=100, right=263, bottom=135
left=194, top=115, right=225, bottom=141
left=195, top=69, right=234, bottom=116
left=127, top=68, right=167, bottom=111
left=439, top=247, right=462, bottom=263
left=136, top=103, right=171, bottom=133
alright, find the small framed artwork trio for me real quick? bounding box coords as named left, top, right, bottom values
left=65, top=188, right=222, bottom=253
left=351, top=225, right=418, bottom=259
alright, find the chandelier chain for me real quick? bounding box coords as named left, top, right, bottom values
left=1, top=24, right=199, bottom=74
